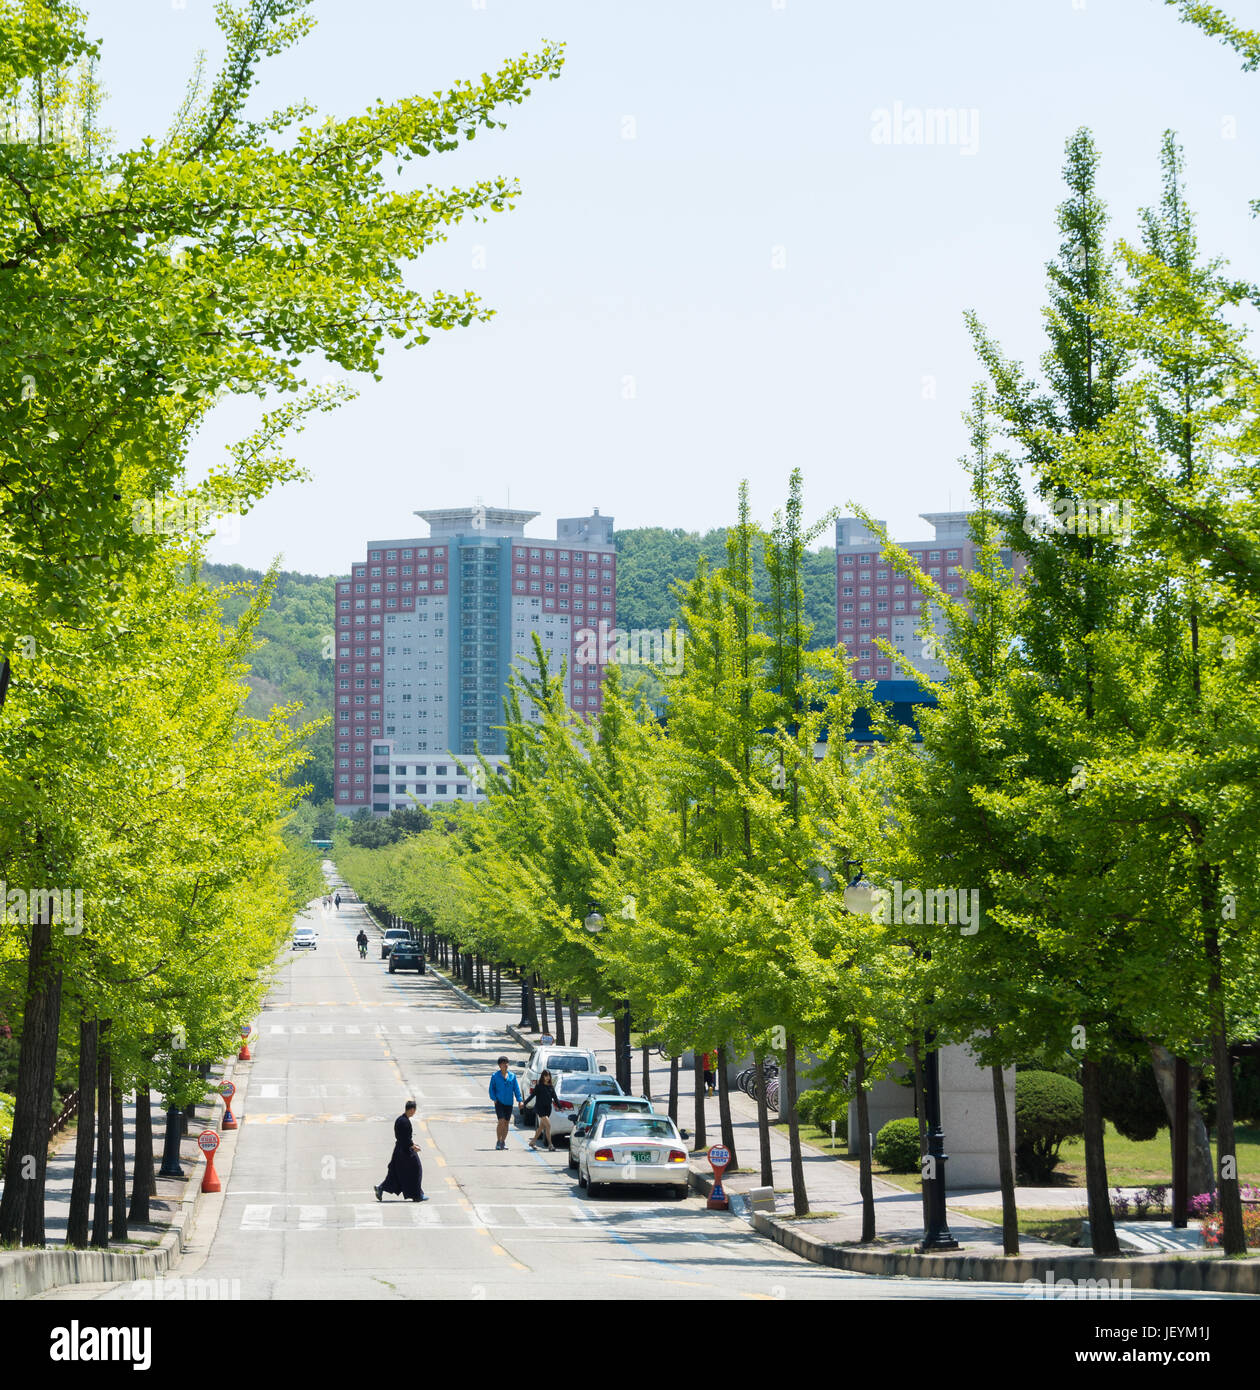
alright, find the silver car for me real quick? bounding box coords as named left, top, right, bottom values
left=577, top=1113, right=690, bottom=1198
left=528, top=1073, right=623, bottom=1141
left=292, top=927, right=318, bottom=951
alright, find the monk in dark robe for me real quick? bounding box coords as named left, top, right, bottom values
left=375, top=1100, right=426, bottom=1201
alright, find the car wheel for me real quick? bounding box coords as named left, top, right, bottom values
left=576, top=1165, right=587, bottom=1189
left=388, top=962, right=396, bottom=973
left=672, top=1185, right=687, bottom=1201
left=568, top=1151, right=579, bottom=1170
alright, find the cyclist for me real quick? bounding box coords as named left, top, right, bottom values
left=356, top=929, right=368, bottom=960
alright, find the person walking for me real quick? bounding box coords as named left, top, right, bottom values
left=525, top=1070, right=558, bottom=1152
left=334, top=892, right=341, bottom=910
left=702, top=1050, right=717, bottom=1098
left=374, top=1100, right=426, bottom=1202
left=489, top=1056, right=523, bottom=1150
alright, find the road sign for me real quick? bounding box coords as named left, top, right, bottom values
left=220, top=1081, right=235, bottom=1100
left=197, top=1130, right=219, bottom=1154
left=707, top=1144, right=731, bottom=1211
left=198, top=1129, right=221, bottom=1192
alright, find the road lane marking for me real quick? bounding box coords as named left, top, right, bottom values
left=241, top=1205, right=273, bottom=1231
left=354, top=1205, right=384, bottom=1228
left=257, top=1084, right=280, bottom=1098
left=299, top=1206, right=325, bottom=1229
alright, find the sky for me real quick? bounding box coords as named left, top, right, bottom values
left=81, top=0, right=1260, bottom=576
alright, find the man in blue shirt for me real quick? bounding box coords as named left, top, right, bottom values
left=489, top=1056, right=523, bottom=1150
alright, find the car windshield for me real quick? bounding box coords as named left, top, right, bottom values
left=562, top=1077, right=619, bottom=1095
left=386, top=930, right=409, bottom=938
left=599, top=1118, right=677, bottom=1140
left=547, top=1056, right=596, bottom=1072
left=596, top=1101, right=651, bottom=1114
left=295, top=930, right=315, bottom=937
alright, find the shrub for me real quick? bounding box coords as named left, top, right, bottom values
left=874, top=1116, right=923, bottom=1173
left=797, top=1088, right=847, bottom=1134
left=797, top=1089, right=824, bottom=1128
left=1015, top=1070, right=1084, bottom=1183
left=1099, top=1057, right=1165, bottom=1143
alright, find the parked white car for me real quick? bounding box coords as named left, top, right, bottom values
left=577, top=1113, right=690, bottom=1198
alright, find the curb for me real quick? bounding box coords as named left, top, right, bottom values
left=743, top=1208, right=1260, bottom=1294
left=0, top=1044, right=251, bottom=1301
left=426, top=963, right=493, bottom=1015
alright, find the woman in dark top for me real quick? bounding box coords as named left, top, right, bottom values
left=526, top=1070, right=558, bottom=1152
left=375, top=1100, right=425, bottom=1201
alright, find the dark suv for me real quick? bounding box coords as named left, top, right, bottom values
left=387, top=939, right=426, bottom=974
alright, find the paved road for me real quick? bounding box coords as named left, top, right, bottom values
left=39, top=895, right=1236, bottom=1301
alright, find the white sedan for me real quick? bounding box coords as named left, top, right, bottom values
left=577, top=1114, right=690, bottom=1198
left=292, top=927, right=318, bottom=951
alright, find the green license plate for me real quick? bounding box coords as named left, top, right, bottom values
left=631, top=1150, right=652, bottom=1162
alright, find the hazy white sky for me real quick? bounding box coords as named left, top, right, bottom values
left=83, top=0, right=1260, bottom=575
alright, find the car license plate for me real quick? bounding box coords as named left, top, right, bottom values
left=631, top=1150, right=652, bottom=1163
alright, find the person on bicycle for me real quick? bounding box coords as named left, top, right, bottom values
left=525, top=1070, right=558, bottom=1152
left=356, top=929, right=368, bottom=958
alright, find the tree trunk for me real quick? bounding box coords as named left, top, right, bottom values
left=754, top=1047, right=773, bottom=1187
left=525, top=974, right=539, bottom=1032
left=1081, top=1056, right=1119, bottom=1255
left=553, top=992, right=566, bottom=1047
left=784, top=1035, right=808, bottom=1217
left=716, top=1043, right=736, bottom=1169
left=110, top=1084, right=127, bottom=1241
left=853, top=1026, right=875, bottom=1241
left=1150, top=1043, right=1213, bottom=1200
left=568, top=994, right=578, bottom=1045
left=641, top=1045, right=651, bottom=1101
left=691, top=1049, right=706, bottom=1151
left=67, top=1014, right=98, bottom=1246
left=668, top=1056, right=679, bottom=1124
left=129, top=1088, right=155, bottom=1225
left=0, top=912, right=61, bottom=1246
left=990, top=1056, right=1019, bottom=1256
left=91, top=1025, right=111, bottom=1247
left=538, top=981, right=548, bottom=1034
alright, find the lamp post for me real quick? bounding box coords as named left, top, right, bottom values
left=917, top=1015, right=960, bottom=1252
left=158, top=1104, right=184, bottom=1178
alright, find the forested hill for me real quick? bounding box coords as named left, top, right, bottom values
left=201, top=563, right=336, bottom=801
left=613, top=528, right=836, bottom=646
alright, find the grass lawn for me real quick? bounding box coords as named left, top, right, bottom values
left=956, top=1206, right=1085, bottom=1245
left=786, top=1116, right=1260, bottom=1194
left=1055, top=1123, right=1260, bottom=1189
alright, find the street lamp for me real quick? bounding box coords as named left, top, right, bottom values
left=583, top=908, right=605, bottom=934
left=583, top=902, right=630, bottom=1091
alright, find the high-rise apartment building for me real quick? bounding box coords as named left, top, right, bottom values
left=333, top=506, right=616, bottom=816
left=835, top=512, right=1024, bottom=680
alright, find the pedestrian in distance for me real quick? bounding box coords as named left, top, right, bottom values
left=702, top=1050, right=717, bottom=1098
left=489, top=1056, right=523, bottom=1150
left=375, top=1100, right=426, bottom=1202
left=525, top=1069, right=558, bottom=1151
left=334, top=892, right=341, bottom=910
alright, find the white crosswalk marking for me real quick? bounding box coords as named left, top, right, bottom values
left=241, top=1204, right=273, bottom=1231
left=353, top=1205, right=383, bottom=1229
left=345, top=1025, right=360, bottom=1035
left=291, top=1025, right=306, bottom=1034
left=299, top=1205, right=325, bottom=1230
left=269, top=1026, right=284, bottom=1035
left=425, top=1026, right=438, bottom=1033
left=399, top=1025, right=413, bottom=1034
left=411, top=1204, right=443, bottom=1226
left=320, top=1025, right=333, bottom=1034
left=257, top=1084, right=280, bottom=1099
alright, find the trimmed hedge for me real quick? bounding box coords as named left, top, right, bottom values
left=1015, top=1069, right=1084, bottom=1183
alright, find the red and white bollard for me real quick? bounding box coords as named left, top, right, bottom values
left=238, top=1024, right=252, bottom=1062
left=199, top=1130, right=221, bottom=1193
left=707, top=1143, right=730, bottom=1210
left=220, top=1080, right=238, bottom=1131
